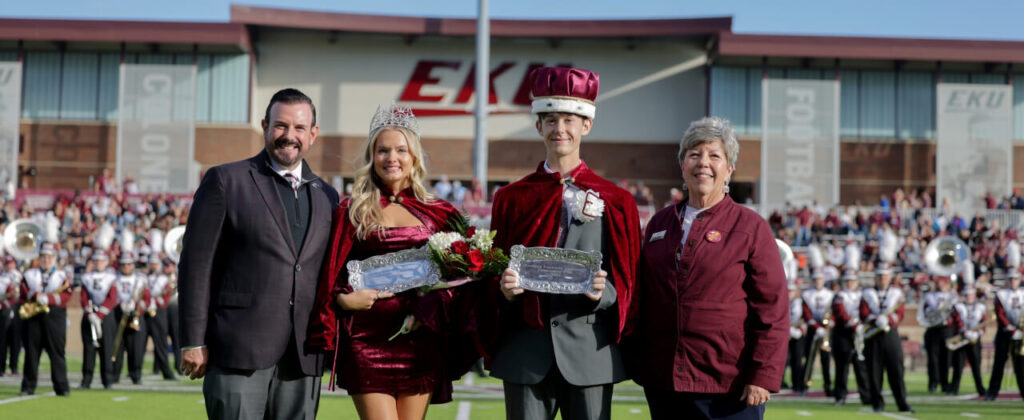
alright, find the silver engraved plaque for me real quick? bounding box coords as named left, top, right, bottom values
left=508, top=245, right=602, bottom=294
left=347, top=248, right=440, bottom=294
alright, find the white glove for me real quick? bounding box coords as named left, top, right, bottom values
left=875, top=315, right=890, bottom=329
left=88, top=313, right=101, bottom=325
left=790, top=327, right=803, bottom=340
left=965, top=331, right=979, bottom=342
left=815, top=327, right=827, bottom=339
left=1013, top=329, right=1023, bottom=341
left=36, top=294, right=48, bottom=305
left=855, top=323, right=865, bottom=334
left=148, top=301, right=157, bottom=313
left=124, top=301, right=136, bottom=313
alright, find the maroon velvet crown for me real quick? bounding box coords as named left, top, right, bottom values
left=529, top=66, right=600, bottom=102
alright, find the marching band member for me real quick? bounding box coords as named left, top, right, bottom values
left=859, top=264, right=913, bottom=413
left=985, top=270, right=1024, bottom=400
left=0, top=255, right=20, bottom=377
left=950, top=287, right=987, bottom=397
left=19, top=242, right=72, bottom=396
left=788, top=284, right=807, bottom=395
left=143, top=255, right=176, bottom=380
left=917, top=276, right=957, bottom=394
left=112, top=252, right=150, bottom=385
left=801, top=268, right=834, bottom=396
left=163, top=258, right=181, bottom=375
left=830, top=268, right=870, bottom=406
left=79, top=250, right=118, bottom=389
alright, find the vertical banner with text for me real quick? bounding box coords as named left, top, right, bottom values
left=760, top=79, right=840, bottom=209
left=0, top=62, right=22, bottom=199
left=117, top=64, right=197, bottom=193
left=936, top=83, right=1013, bottom=216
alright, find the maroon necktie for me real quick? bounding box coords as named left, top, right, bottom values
left=284, top=173, right=300, bottom=198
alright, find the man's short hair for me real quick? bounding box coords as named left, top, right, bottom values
left=264, top=88, right=317, bottom=126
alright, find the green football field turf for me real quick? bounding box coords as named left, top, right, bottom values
left=2, top=353, right=1023, bottom=419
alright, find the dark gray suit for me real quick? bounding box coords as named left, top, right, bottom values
left=179, top=151, right=338, bottom=419
left=491, top=215, right=624, bottom=420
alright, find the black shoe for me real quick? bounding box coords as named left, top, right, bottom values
left=928, top=386, right=937, bottom=393
left=79, top=382, right=91, bottom=389
left=103, top=384, right=113, bottom=390
left=132, top=379, right=142, bottom=385
left=834, top=397, right=846, bottom=406
left=19, top=390, right=33, bottom=396
left=984, top=394, right=997, bottom=401
left=824, top=389, right=834, bottom=397
left=781, top=382, right=791, bottom=389
left=798, top=390, right=808, bottom=397
left=56, top=391, right=70, bottom=397
left=946, top=390, right=957, bottom=396
left=873, top=406, right=884, bottom=413
left=900, top=407, right=916, bottom=414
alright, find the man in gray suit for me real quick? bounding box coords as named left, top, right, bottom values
left=489, top=66, right=641, bottom=420
left=178, top=88, right=339, bottom=419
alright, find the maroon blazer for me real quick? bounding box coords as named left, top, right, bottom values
left=628, top=196, right=788, bottom=393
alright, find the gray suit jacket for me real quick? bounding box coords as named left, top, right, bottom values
left=490, top=215, right=626, bottom=386
left=178, top=151, right=339, bottom=375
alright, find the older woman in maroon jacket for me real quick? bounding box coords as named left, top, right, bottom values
left=627, top=117, right=789, bottom=419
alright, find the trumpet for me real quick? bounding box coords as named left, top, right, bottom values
left=19, top=281, right=70, bottom=320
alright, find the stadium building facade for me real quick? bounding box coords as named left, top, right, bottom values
left=4, top=4, right=1024, bottom=205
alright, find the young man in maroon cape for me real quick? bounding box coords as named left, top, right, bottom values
left=488, top=66, right=641, bottom=420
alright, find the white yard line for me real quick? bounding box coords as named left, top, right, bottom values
left=880, top=411, right=918, bottom=420
left=795, top=410, right=813, bottom=416
left=960, top=413, right=981, bottom=418
left=0, top=392, right=55, bottom=405
left=455, top=373, right=475, bottom=420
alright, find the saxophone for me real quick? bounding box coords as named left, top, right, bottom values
left=19, top=281, right=70, bottom=319
left=946, top=311, right=992, bottom=351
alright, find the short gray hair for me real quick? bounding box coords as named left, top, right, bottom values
left=678, top=116, right=739, bottom=167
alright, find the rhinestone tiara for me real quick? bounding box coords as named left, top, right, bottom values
left=369, top=102, right=420, bottom=137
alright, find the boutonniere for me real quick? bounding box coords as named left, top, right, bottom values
left=571, top=189, right=604, bottom=223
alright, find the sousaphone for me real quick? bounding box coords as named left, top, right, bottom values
left=164, top=225, right=186, bottom=263
left=924, top=236, right=971, bottom=278
left=3, top=219, right=44, bottom=261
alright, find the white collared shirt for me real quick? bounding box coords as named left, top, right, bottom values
left=269, top=159, right=304, bottom=184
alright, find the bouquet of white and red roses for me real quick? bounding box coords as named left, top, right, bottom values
left=424, top=213, right=508, bottom=289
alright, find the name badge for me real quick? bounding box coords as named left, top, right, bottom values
left=650, top=230, right=666, bottom=242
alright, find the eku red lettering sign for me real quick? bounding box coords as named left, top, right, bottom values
left=398, top=60, right=570, bottom=117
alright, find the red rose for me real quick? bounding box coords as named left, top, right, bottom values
left=466, top=226, right=477, bottom=237
left=450, top=241, right=470, bottom=255
left=467, top=249, right=484, bottom=272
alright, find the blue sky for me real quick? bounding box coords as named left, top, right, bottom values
left=1, top=1, right=1014, bottom=41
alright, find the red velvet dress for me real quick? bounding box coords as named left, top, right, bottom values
left=336, top=215, right=453, bottom=400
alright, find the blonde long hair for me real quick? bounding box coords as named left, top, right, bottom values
left=348, top=126, right=434, bottom=239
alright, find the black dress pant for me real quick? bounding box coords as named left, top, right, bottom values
left=950, top=340, right=986, bottom=396
left=924, top=325, right=953, bottom=392
left=143, top=309, right=175, bottom=379
left=832, top=327, right=870, bottom=404
left=20, top=307, right=69, bottom=395
left=864, top=329, right=910, bottom=411
left=80, top=313, right=117, bottom=387
left=112, top=307, right=147, bottom=384
left=0, top=307, right=10, bottom=375
left=802, top=333, right=832, bottom=392
left=986, top=331, right=1024, bottom=399
left=644, top=388, right=765, bottom=420
left=788, top=337, right=806, bottom=392
left=4, top=304, right=23, bottom=373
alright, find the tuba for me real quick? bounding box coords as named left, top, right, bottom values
left=164, top=225, right=186, bottom=264
left=924, top=236, right=971, bottom=279
left=3, top=219, right=44, bottom=262
left=777, top=239, right=796, bottom=285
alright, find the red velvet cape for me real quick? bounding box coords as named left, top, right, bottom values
left=489, top=161, right=641, bottom=340
left=308, top=188, right=458, bottom=351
